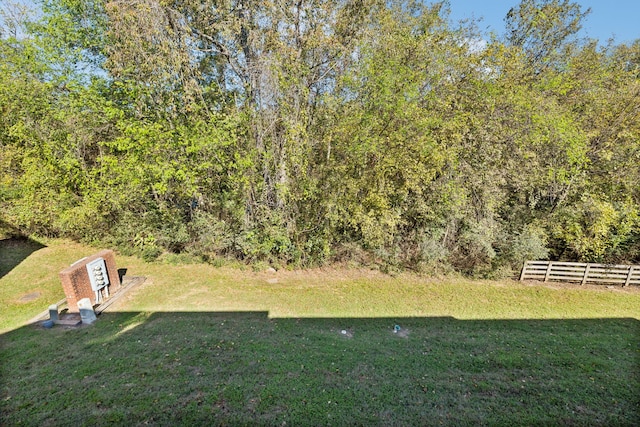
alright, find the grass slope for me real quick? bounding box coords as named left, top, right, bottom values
left=1, top=239, right=639, bottom=425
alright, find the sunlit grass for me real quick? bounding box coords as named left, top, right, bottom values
left=2, top=239, right=639, bottom=331
left=118, top=262, right=640, bottom=320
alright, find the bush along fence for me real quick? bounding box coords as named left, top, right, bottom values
left=520, top=261, right=640, bottom=287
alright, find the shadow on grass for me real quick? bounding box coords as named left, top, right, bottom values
left=0, top=220, right=46, bottom=279
left=1, top=312, right=638, bottom=426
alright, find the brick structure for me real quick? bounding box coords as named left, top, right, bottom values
left=59, top=250, right=121, bottom=313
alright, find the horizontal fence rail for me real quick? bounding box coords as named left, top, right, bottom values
left=520, top=261, right=639, bottom=287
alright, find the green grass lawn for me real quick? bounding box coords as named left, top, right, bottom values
left=1, top=238, right=639, bottom=426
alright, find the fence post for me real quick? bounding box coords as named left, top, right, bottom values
left=519, top=261, right=528, bottom=281
left=624, top=266, right=634, bottom=287
left=581, top=264, right=591, bottom=286
left=544, top=262, right=553, bottom=282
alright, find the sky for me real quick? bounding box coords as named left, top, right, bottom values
left=447, top=0, right=640, bottom=44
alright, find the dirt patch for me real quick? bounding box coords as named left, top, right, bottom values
left=17, top=292, right=41, bottom=303
left=520, top=280, right=640, bottom=294
left=393, top=328, right=410, bottom=338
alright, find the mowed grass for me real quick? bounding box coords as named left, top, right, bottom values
left=1, top=238, right=639, bottom=426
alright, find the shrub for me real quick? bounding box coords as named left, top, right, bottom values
left=551, top=197, right=638, bottom=262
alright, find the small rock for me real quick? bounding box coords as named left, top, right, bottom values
left=265, top=267, right=277, bottom=273
left=339, top=329, right=353, bottom=338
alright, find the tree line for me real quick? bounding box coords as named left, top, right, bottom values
left=1, top=0, right=639, bottom=276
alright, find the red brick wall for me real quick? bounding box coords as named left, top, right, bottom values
left=59, top=250, right=121, bottom=313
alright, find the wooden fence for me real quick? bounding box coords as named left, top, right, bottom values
left=520, top=261, right=640, bottom=287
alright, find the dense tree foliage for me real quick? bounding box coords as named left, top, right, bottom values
left=1, top=0, right=638, bottom=275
